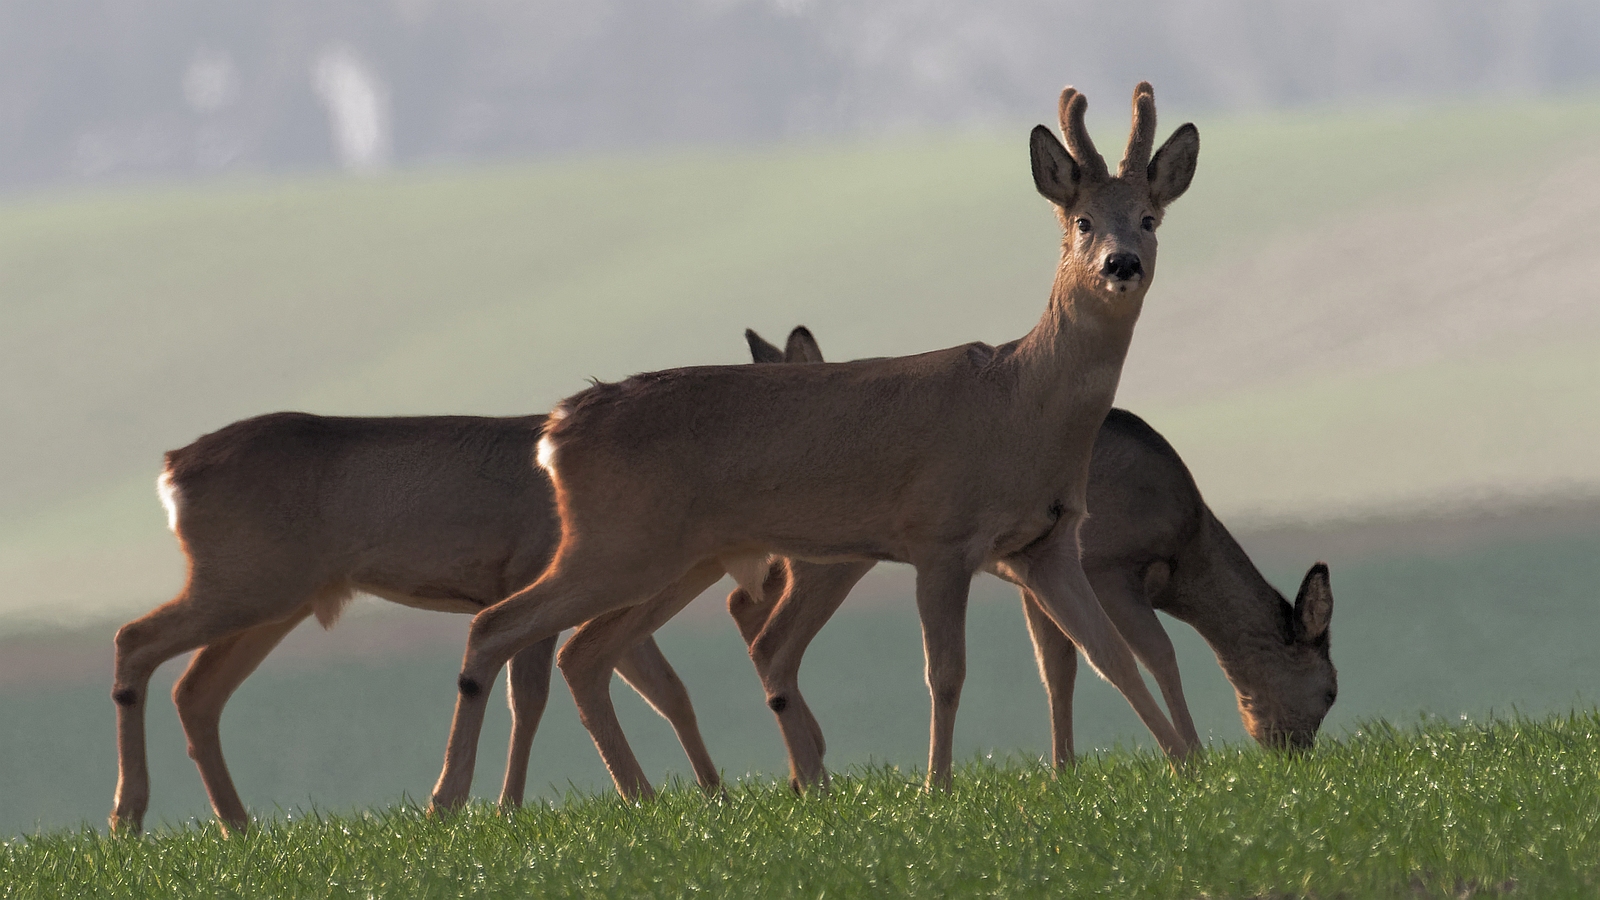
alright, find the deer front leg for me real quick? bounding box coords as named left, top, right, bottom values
left=498, top=636, right=558, bottom=809
left=558, top=561, right=725, bottom=801
left=1011, top=528, right=1189, bottom=764
left=1019, top=589, right=1079, bottom=769
left=1087, top=567, right=1203, bottom=752
left=912, top=557, right=976, bottom=790
left=745, top=559, right=874, bottom=792
left=172, top=610, right=310, bottom=835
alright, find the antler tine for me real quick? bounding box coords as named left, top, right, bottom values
left=1057, top=87, right=1108, bottom=182
left=1118, top=81, right=1157, bottom=179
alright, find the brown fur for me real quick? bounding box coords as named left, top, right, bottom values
left=1082, top=414, right=1335, bottom=752
left=429, top=84, right=1203, bottom=808
left=729, top=381, right=1337, bottom=789
left=107, top=412, right=718, bottom=835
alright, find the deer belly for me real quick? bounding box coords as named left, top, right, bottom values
left=352, top=581, right=493, bottom=615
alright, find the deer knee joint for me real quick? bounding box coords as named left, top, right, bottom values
left=749, top=631, right=787, bottom=673
left=112, top=688, right=139, bottom=707
left=457, top=675, right=483, bottom=698
left=767, top=694, right=788, bottom=713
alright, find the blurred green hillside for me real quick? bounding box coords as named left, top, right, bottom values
left=4, top=96, right=1600, bottom=627
left=5, top=96, right=1600, bottom=836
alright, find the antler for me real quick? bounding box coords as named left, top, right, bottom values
left=1057, top=87, right=1108, bottom=182
left=1118, top=81, right=1157, bottom=180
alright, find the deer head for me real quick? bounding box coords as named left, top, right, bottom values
left=1030, top=83, right=1199, bottom=312
left=1235, top=563, right=1337, bottom=750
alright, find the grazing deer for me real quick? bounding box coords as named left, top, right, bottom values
left=108, top=415, right=729, bottom=837
left=734, top=328, right=1336, bottom=791
left=430, top=83, right=1203, bottom=809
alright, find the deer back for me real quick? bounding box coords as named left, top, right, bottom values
left=541, top=347, right=1065, bottom=563
left=1080, top=409, right=1207, bottom=572
left=163, top=412, right=559, bottom=614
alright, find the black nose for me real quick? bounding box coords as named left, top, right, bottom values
left=1102, top=252, right=1143, bottom=281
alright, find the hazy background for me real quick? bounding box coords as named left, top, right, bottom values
left=6, top=0, right=1600, bottom=190
left=3, top=0, right=1600, bottom=834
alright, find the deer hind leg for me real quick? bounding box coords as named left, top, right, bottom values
left=726, top=561, right=791, bottom=646
left=557, top=560, right=725, bottom=801
left=432, top=545, right=689, bottom=812
left=172, top=608, right=311, bottom=835
left=110, top=574, right=317, bottom=834
left=613, top=636, right=721, bottom=794
left=497, top=636, right=558, bottom=810
left=1020, top=588, right=1080, bottom=769
left=1015, top=531, right=1189, bottom=763
left=724, top=560, right=835, bottom=784
left=1087, top=566, right=1202, bottom=753
left=912, top=555, right=977, bottom=790
left=747, top=560, right=873, bottom=792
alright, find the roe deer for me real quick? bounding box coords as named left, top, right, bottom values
left=732, top=328, right=1337, bottom=791
left=109, top=412, right=730, bottom=836
left=431, top=83, right=1203, bottom=808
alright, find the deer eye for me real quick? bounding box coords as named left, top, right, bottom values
left=1141, top=215, right=1156, bottom=231
left=1325, top=690, right=1337, bottom=706
left=1075, top=217, right=1092, bottom=234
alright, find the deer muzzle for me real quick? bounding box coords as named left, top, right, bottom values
left=1101, top=252, right=1144, bottom=284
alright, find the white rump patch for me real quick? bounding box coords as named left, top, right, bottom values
left=538, top=402, right=570, bottom=474
left=155, top=470, right=181, bottom=533
left=535, top=434, right=559, bottom=474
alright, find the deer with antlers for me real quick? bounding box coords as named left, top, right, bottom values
left=737, top=327, right=1336, bottom=791
left=430, top=82, right=1204, bottom=808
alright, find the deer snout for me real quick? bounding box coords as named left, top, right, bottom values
left=1252, top=726, right=1307, bottom=753
left=1102, top=252, right=1143, bottom=282
left=1278, top=729, right=1316, bottom=752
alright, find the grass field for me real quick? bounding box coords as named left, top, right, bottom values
left=5, top=714, right=1597, bottom=899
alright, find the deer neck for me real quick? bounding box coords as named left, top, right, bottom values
left=1165, top=513, right=1294, bottom=685
left=1009, top=257, right=1143, bottom=426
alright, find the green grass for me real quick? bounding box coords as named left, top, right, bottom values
left=5, top=714, right=1597, bottom=899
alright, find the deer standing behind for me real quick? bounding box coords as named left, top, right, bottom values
left=734, top=327, right=1337, bottom=791
left=430, top=82, right=1202, bottom=809
left=108, top=411, right=735, bottom=836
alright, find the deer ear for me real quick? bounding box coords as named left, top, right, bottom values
left=1030, top=125, right=1080, bottom=210
left=745, top=328, right=785, bottom=364
left=784, top=326, right=824, bottom=363
left=1148, top=123, right=1199, bottom=208
left=1293, top=562, right=1332, bottom=644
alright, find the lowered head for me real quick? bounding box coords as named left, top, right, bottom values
left=1235, top=563, right=1338, bottom=751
